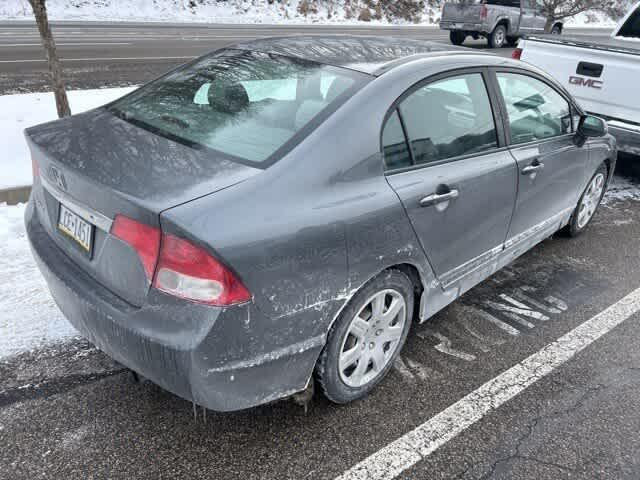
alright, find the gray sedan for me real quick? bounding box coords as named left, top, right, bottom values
left=25, top=36, right=616, bottom=411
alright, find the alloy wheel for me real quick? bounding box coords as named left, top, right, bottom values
left=577, top=173, right=605, bottom=228
left=338, top=289, right=406, bottom=388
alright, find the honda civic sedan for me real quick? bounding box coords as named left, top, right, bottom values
left=25, top=36, right=616, bottom=411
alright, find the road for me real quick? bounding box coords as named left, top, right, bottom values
left=2, top=20, right=639, bottom=480
left=0, top=22, right=612, bottom=94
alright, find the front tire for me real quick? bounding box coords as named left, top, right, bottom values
left=488, top=24, right=507, bottom=48
left=550, top=24, right=562, bottom=35
left=450, top=31, right=466, bottom=46
left=506, top=36, right=518, bottom=47
left=566, top=163, right=608, bottom=236
left=315, top=269, right=414, bottom=404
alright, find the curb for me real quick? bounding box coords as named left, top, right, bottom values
left=0, top=186, right=31, bottom=205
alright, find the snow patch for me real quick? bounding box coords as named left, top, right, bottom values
left=603, top=175, right=640, bottom=204
left=0, top=203, right=78, bottom=359
left=1, top=86, right=137, bottom=190
left=2, top=0, right=440, bottom=25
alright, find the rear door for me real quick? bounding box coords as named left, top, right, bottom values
left=384, top=70, right=518, bottom=288
left=492, top=69, right=586, bottom=247
left=532, top=0, right=548, bottom=32
left=519, top=0, right=537, bottom=34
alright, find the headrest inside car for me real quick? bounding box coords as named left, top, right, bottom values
left=209, top=82, right=250, bottom=114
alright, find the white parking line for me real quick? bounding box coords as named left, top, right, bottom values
left=335, top=286, right=640, bottom=480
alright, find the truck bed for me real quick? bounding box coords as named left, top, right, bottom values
left=524, top=34, right=640, bottom=57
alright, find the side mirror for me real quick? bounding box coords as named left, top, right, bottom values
left=574, top=115, right=607, bottom=147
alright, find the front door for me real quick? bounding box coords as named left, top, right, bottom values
left=494, top=70, right=585, bottom=246
left=383, top=71, right=518, bottom=287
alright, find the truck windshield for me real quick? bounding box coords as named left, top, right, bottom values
left=109, top=50, right=368, bottom=165
left=618, top=7, right=640, bottom=38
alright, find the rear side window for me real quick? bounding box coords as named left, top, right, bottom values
left=382, top=111, right=412, bottom=170
left=618, top=8, right=640, bottom=38
left=395, top=73, right=498, bottom=167
left=496, top=72, right=572, bottom=145
left=110, top=50, right=367, bottom=165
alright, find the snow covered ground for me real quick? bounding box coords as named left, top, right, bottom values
left=0, top=203, right=78, bottom=359
left=1, top=87, right=136, bottom=191
left=0, top=0, right=616, bottom=27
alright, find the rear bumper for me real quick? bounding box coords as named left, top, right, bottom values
left=440, top=21, right=486, bottom=33
left=607, top=120, right=640, bottom=156
left=25, top=201, right=325, bottom=412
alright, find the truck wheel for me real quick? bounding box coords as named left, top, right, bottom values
left=449, top=31, right=466, bottom=46
left=315, top=269, right=414, bottom=404
left=506, top=36, right=518, bottom=47
left=488, top=24, right=507, bottom=48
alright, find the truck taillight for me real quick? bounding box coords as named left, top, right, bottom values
left=32, top=157, right=39, bottom=180
left=153, top=234, right=251, bottom=306
left=480, top=4, right=488, bottom=19
left=512, top=47, right=523, bottom=60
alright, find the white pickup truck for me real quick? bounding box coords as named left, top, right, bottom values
left=515, top=2, right=640, bottom=155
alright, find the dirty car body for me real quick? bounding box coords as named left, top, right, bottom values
left=25, top=36, right=615, bottom=411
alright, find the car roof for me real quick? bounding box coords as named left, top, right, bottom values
left=230, top=35, right=496, bottom=76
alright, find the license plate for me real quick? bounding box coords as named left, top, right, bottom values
left=58, top=204, right=94, bottom=253
left=453, top=23, right=463, bottom=29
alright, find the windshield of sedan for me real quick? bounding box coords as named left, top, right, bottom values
left=109, top=50, right=368, bottom=165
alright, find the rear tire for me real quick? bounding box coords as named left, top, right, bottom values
left=488, top=24, right=507, bottom=48
left=315, top=269, right=414, bottom=404
left=566, top=163, right=608, bottom=237
left=551, top=24, right=562, bottom=35
left=450, top=31, right=466, bottom=46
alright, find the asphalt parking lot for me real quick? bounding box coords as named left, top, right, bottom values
left=2, top=21, right=640, bottom=480
left=2, top=162, right=640, bottom=479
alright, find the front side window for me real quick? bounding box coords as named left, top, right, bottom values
left=496, top=72, right=572, bottom=145
left=618, top=7, right=640, bottom=38
left=110, top=50, right=367, bottom=164
left=396, top=73, right=498, bottom=166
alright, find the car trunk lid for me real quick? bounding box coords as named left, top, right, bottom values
left=26, top=108, right=261, bottom=307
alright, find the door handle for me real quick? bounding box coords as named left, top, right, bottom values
left=522, top=162, right=545, bottom=175
left=420, top=189, right=459, bottom=207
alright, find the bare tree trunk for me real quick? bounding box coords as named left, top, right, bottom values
left=544, top=16, right=555, bottom=32
left=28, top=0, right=71, bottom=118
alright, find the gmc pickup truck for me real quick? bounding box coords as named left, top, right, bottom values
left=516, top=2, right=640, bottom=155
left=440, top=0, right=562, bottom=48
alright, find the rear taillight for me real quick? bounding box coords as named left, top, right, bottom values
left=480, top=4, right=488, bottom=19
left=32, top=157, right=39, bottom=180
left=111, top=215, right=250, bottom=305
left=511, top=47, right=523, bottom=60
left=153, top=234, right=251, bottom=306
left=111, top=215, right=161, bottom=281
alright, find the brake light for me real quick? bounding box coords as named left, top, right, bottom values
left=480, top=4, right=488, bottom=19
left=32, top=157, right=39, bottom=180
left=111, top=215, right=161, bottom=281
left=511, top=48, right=523, bottom=60
left=153, top=234, right=251, bottom=306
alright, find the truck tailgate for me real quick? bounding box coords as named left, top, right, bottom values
left=520, top=35, right=638, bottom=124
left=441, top=3, right=482, bottom=23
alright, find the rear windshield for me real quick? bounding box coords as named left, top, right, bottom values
left=109, top=50, right=368, bottom=165
left=618, top=7, right=640, bottom=38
